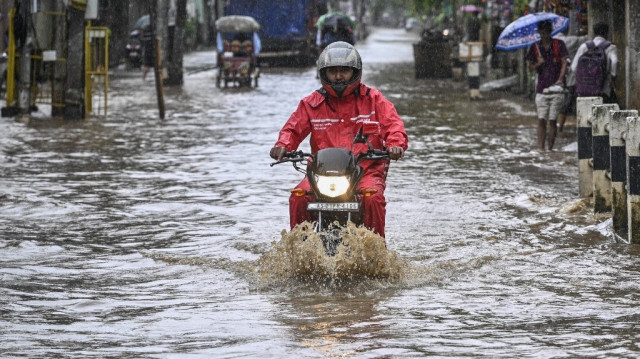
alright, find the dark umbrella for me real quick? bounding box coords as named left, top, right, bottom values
left=317, top=13, right=356, bottom=30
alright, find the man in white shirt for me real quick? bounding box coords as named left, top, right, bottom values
left=571, top=22, right=618, bottom=104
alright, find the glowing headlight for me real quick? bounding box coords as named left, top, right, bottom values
left=315, top=175, right=350, bottom=197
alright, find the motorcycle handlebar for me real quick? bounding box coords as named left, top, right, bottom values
left=270, top=149, right=389, bottom=167
left=357, top=149, right=389, bottom=161
left=269, top=151, right=311, bottom=167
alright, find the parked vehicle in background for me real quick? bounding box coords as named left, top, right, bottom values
left=405, top=17, right=422, bottom=33
left=316, top=12, right=356, bottom=53
left=215, top=15, right=261, bottom=88
left=223, top=0, right=328, bottom=66
left=125, top=15, right=150, bottom=68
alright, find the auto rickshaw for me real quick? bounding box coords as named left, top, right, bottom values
left=316, top=12, right=356, bottom=53
left=215, top=15, right=261, bottom=88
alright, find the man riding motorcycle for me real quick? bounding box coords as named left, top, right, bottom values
left=270, top=41, right=408, bottom=238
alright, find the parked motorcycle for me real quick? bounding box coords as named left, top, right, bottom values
left=270, top=125, right=389, bottom=256
left=125, top=15, right=150, bottom=68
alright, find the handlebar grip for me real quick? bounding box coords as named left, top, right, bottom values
left=270, top=151, right=310, bottom=166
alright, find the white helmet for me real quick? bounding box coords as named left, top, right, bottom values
left=317, top=41, right=362, bottom=97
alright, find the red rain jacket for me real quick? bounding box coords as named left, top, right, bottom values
left=275, top=84, right=408, bottom=173
left=275, top=84, right=408, bottom=237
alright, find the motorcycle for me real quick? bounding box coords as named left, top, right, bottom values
left=270, top=125, right=389, bottom=256
left=125, top=15, right=150, bottom=68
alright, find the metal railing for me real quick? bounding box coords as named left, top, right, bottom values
left=84, top=23, right=109, bottom=118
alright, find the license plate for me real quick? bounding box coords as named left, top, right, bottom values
left=130, top=51, right=138, bottom=57
left=307, top=202, right=360, bottom=212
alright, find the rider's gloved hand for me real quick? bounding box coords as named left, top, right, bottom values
left=270, top=146, right=287, bottom=161
left=388, top=147, right=404, bottom=161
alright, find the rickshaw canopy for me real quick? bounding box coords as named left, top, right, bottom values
left=215, top=15, right=262, bottom=55
left=215, top=15, right=261, bottom=33
left=316, top=13, right=356, bottom=30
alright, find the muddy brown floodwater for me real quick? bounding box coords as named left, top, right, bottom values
left=1, top=28, right=640, bottom=358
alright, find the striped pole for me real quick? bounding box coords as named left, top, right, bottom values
left=576, top=97, right=603, bottom=198
left=467, top=61, right=481, bottom=100
left=609, top=110, right=638, bottom=235
left=591, top=104, right=619, bottom=213
left=627, top=116, right=640, bottom=244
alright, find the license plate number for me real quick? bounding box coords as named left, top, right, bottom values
left=307, top=202, right=359, bottom=212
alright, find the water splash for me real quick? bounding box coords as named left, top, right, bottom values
left=256, top=222, right=407, bottom=287
left=559, top=198, right=591, bottom=215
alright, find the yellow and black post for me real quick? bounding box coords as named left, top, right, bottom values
left=1, top=8, right=19, bottom=117
left=84, top=21, right=109, bottom=118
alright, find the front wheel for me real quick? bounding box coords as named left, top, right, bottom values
left=318, top=228, right=342, bottom=256
left=127, top=53, right=141, bottom=69
left=313, top=210, right=361, bottom=256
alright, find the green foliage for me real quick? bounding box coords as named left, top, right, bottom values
left=183, top=17, right=197, bottom=51
left=184, top=18, right=196, bottom=39
left=512, top=0, right=530, bottom=15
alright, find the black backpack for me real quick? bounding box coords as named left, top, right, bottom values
left=575, top=40, right=611, bottom=96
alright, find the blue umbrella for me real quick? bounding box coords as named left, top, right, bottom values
left=495, top=12, right=569, bottom=51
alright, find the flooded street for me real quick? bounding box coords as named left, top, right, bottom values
left=2, top=28, right=640, bottom=358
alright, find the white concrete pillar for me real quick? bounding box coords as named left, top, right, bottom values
left=609, top=110, right=638, bottom=234
left=467, top=61, right=481, bottom=100
left=591, top=104, right=619, bottom=213
left=627, top=116, right=640, bottom=244
left=576, top=97, right=603, bottom=198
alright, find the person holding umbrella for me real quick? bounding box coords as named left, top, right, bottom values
left=525, top=20, right=569, bottom=152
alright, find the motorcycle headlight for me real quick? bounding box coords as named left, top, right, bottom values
left=315, top=175, right=350, bottom=198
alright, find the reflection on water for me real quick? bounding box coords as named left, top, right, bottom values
left=274, top=289, right=395, bottom=357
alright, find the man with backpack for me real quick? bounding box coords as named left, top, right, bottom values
left=572, top=22, right=618, bottom=104
left=554, top=30, right=588, bottom=135
left=526, top=20, right=569, bottom=151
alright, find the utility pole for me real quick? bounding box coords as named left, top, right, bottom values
left=197, top=0, right=211, bottom=47
left=150, top=0, right=166, bottom=119
left=157, top=0, right=168, bottom=71
left=65, top=3, right=87, bottom=119
left=52, top=0, right=66, bottom=117
left=17, top=0, right=33, bottom=116
left=166, top=0, right=186, bottom=86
